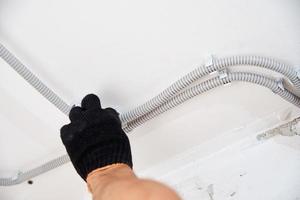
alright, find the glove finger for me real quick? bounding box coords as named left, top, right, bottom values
left=69, top=106, right=84, bottom=121
left=103, top=107, right=122, bottom=125
left=81, top=94, right=101, bottom=110
left=60, top=121, right=87, bottom=144
left=60, top=123, right=75, bottom=145
left=104, top=107, right=119, bottom=116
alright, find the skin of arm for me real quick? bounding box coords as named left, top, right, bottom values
left=87, top=164, right=182, bottom=200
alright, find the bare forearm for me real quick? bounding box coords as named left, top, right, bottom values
left=87, top=164, right=181, bottom=200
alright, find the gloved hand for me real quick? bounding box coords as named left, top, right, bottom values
left=60, top=94, right=132, bottom=181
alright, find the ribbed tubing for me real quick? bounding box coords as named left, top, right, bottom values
left=1, top=71, right=298, bottom=186
left=0, top=155, right=70, bottom=186
left=1, top=42, right=300, bottom=186
left=120, top=55, right=299, bottom=123
left=0, top=44, right=72, bottom=115
left=123, top=72, right=300, bottom=132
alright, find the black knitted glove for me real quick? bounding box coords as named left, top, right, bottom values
left=60, top=94, right=132, bottom=181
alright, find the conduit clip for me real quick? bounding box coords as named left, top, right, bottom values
left=295, top=65, right=300, bottom=79
left=217, top=68, right=231, bottom=86
left=204, top=55, right=214, bottom=67
left=11, top=171, right=22, bottom=181
left=217, top=68, right=228, bottom=79
left=204, top=54, right=216, bottom=74
left=275, top=78, right=285, bottom=91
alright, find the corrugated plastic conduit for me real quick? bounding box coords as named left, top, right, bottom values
left=0, top=44, right=71, bottom=115
left=0, top=42, right=299, bottom=185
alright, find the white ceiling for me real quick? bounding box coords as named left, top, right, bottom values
left=0, top=0, right=300, bottom=199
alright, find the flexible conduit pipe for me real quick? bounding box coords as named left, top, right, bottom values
left=120, top=56, right=300, bottom=123
left=0, top=155, right=70, bottom=186
left=1, top=43, right=298, bottom=123
left=123, top=72, right=300, bottom=132
left=0, top=44, right=72, bottom=115
left=1, top=42, right=300, bottom=185
left=0, top=72, right=298, bottom=186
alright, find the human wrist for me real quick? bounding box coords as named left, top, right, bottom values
left=86, top=163, right=135, bottom=193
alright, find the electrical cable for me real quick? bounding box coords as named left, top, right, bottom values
left=0, top=42, right=299, bottom=186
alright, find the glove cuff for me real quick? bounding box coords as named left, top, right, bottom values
left=74, top=134, right=133, bottom=180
